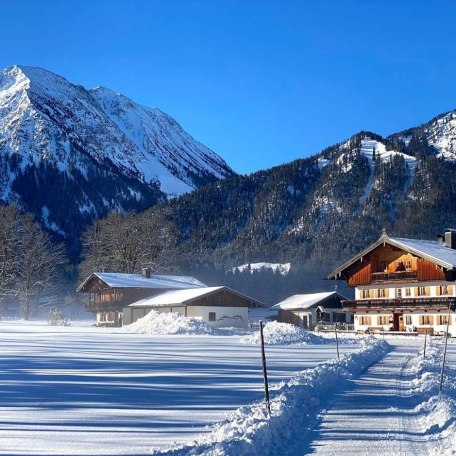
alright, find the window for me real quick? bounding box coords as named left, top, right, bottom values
left=396, top=288, right=402, bottom=299
left=359, top=316, right=372, bottom=326
left=380, top=261, right=388, bottom=272
left=377, top=316, right=389, bottom=325
left=405, top=315, right=412, bottom=325
left=377, top=289, right=387, bottom=298
left=362, top=289, right=369, bottom=299
left=405, top=288, right=412, bottom=297
left=417, top=287, right=427, bottom=297
left=419, top=315, right=434, bottom=325
left=405, top=260, right=412, bottom=270
left=437, top=315, right=450, bottom=325
left=208, top=312, right=216, bottom=322
left=440, top=285, right=449, bottom=295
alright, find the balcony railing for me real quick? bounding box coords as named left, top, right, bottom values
left=342, top=297, right=456, bottom=311
left=371, top=270, right=418, bottom=283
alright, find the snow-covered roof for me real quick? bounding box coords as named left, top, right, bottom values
left=328, top=231, right=456, bottom=279
left=77, top=272, right=206, bottom=291
left=272, top=292, right=342, bottom=310
left=388, top=237, right=456, bottom=269
left=128, top=287, right=224, bottom=307
left=127, top=286, right=264, bottom=308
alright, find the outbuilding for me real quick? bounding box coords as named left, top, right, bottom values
left=123, top=286, right=264, bottom=328
left=272, top=291, right=352, bottom=330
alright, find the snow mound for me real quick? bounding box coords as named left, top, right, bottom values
left=408, top=342, right=456, bottom=455
left=124, top=310, right=219, bottom=335
left=152, top=337, right=389, bottom=455
left=240, top=321, right=332, bottom=345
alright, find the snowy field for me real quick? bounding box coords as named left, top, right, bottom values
left=0, top=321, right=360, bottom=455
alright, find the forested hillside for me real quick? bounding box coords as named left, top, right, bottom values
left=79, top=109, right=456, bottom=303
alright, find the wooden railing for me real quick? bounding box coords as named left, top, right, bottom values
left=371, top=270, right=418, bottom=283
left=342, top=297, right=456, bottom=311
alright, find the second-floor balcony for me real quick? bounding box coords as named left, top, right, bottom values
left=371, top=270, right=418, bottom=283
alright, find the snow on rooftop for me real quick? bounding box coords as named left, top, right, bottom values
left=272, top=291, right=337, bottom=310
left=128, top=286, right=224, bottom=307
left=94, top=272, right=206, bottom=289
left=390, top=237, right=456, bottom=268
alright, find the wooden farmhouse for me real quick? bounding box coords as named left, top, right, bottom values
left=77, top=270, right=207, bottom=326
left=327, top=229, right=456, bottom=335
left=272, top=291, right=352, bottom=330
left=77, top=269, right=264, bottom=328
left=123, top=286, right=264, bottom=328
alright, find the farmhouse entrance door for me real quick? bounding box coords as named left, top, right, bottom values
left=393, top=313, right=404, bottom=331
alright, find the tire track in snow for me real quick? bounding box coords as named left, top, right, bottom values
left=303, top=341, right=430, bottom=456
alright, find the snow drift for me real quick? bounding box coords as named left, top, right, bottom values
left=152, top=337, right=389, bottom=455
left=124, top=310, right=219, bottom=336
left=240, top=321, right=359, bottom=346
left=408, top=342, right=456, bottom=455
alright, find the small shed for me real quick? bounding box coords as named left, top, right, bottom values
left=123, top=286, right=264, bottom=328
left=272, top=291, right=352, bottom=330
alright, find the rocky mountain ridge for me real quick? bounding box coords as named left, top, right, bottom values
left=0, top=65, right=234, bottom=257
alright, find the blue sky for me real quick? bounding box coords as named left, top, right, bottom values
left=1, top=0, right=456, bottom=174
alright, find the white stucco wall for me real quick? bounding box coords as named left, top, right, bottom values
left=187, top=306, right=249, bottom=328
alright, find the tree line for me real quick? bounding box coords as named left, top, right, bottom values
left=0, top=204, right=66, bottom=319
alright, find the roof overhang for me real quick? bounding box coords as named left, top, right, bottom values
left=327, top=233, right=455, bottom=280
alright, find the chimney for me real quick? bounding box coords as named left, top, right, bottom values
left=141, top=267, right=152, bottom=278
left=444, top=229, right=456, bottom=249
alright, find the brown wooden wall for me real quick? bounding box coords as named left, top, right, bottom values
left=346, top=244, right=448, bottom=286
left=189, top=289, right=252, bottom=307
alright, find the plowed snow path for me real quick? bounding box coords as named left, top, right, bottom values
left=304, top=341, right=429, bottom=455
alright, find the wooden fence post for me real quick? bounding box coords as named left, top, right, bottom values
left=260, top=321, right=271, bottom=416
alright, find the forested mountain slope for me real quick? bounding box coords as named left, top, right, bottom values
left=153, top=113, right=456, bottom=298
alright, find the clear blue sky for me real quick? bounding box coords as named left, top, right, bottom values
left=1, top=0, right=456, bottom=174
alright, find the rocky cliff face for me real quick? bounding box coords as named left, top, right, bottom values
left=0, top=65, right=235, bottom=257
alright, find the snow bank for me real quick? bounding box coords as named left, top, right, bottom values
left=409, top=342, right=456, bottom=455
left=240, top=321, right=359, bottom=345
left=152, top=337, right=389, bottom=455
left=124, top=310, right=219, bottom=336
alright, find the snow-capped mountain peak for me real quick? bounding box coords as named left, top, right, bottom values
left=0, top=65, right=235, bottom=251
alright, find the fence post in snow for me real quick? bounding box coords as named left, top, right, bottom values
left=334, top=324, right=340, bottom=359
left=439, top=302, right=452, bottom=393
left=259, top=321, right=271, bottom=416
left=423, top=328, right=427, bottom=359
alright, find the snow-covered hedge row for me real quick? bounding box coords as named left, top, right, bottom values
left=152, top=337, right=389, bottom=456
left=409, top=343, right=456, bottom=455
left=240, top=321, right=359, bottom=345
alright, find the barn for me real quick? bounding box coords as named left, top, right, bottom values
left=123, top=286, right=264, bottom=328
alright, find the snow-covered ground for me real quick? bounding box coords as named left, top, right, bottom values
left=2, top=321, right=454, bottom=455
left=0, top=321, right=360, bottom=455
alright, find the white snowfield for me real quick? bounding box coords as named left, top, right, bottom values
left=0, top=321, right=361, bottom=455
left=1, top=321, right=455, bottom=455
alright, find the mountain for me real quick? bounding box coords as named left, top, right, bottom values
left=142, top=109, right=456, bottom=301
left=0, top=65, right=234, bottom=257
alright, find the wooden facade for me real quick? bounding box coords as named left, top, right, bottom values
left=328, top=231, right=456, bottom=335
left=347, top=244, right=447, bottom=287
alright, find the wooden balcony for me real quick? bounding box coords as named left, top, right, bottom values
left=371, top=270, right=418, bottom=283
left=342, top=297, right=456, bottom=312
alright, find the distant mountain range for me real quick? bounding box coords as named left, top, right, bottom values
left=2, top=63, right=456, bottom=278
left=0, top=65, right=234, bottom=256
